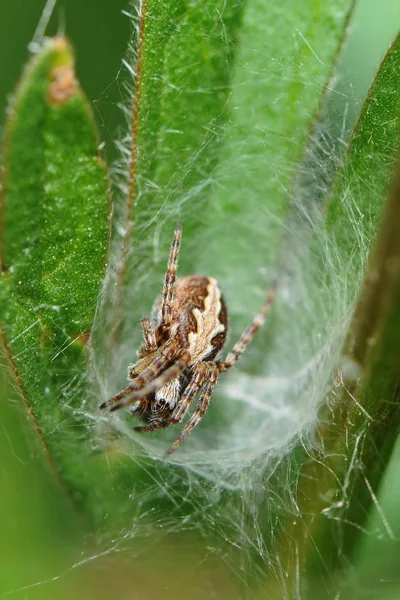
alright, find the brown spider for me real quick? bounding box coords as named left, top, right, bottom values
left=100, top=222, right=276, bottom=455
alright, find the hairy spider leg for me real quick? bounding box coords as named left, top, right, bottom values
left=138, top=317, right=157, bottom=355
left=171, top=361, right=209, bottom=422
left=161, top=221, right=182, bottom=327
left=166, top=362, right=219, bottom=456
left=134, top=421, right=172, bottom=433
left=217, top=282, right=276, bottom=372
left=109, top=351, right=191, bottom=412
left=100, top=341, right=176, bottom=409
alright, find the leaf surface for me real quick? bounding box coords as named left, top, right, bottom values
left=0, top=38, right=110, bottom=514
left=289, top=32, right=400, bottom=598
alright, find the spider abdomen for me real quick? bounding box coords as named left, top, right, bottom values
left=173, top=275, right=228, bottom=364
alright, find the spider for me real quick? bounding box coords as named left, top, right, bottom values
left=100, top=222, right=276, bottom=455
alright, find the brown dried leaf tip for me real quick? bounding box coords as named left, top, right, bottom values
left=48, top=64, right=77, bottom=104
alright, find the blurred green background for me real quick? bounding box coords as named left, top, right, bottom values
left=1, top=1, right=400, bottom=598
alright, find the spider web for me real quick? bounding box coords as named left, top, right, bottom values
left=71, top=4, right=361, bottom=598
left=85, top=3, right=400, bottom=599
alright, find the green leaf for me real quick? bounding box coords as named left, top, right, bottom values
left=110, top=0, right=355, bottom=376
left=196, top=0, right=355, bottom=317
left=0, top=38, right=109, bottom=512
left=116, top=0, right=246, bottom=317
left=91, top=0, right=355, bottom=564
left=0, top=5, right=358, bottom=578
left=339, top=158, right=400, bottom=600
left=326, top=32, right=400, bottom=294
left=117, top=0, right=354, bottom=327
left=288, top=32, right=400, bottom=597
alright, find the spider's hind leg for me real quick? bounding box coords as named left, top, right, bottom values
left=217, top=282, right=276, bottom=372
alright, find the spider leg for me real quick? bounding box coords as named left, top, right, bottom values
left=161, top=221, right=182, bottom=327
left=217, top=282, right=276, bottom=372
left=109, top=351, right=191, bottom=412
left=134, top=420, right=171, bottom=433
left=171, top=361, right=209, bottom=423
left=166, top=363, right=219, bottom=456
left=139, top=318, right=157, bottom=354
left=100, top=341, right=176, bottom=409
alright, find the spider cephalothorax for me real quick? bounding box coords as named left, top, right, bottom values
left=101, top=222, right=275, bottom=455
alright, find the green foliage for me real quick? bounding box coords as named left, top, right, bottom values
left=0, top=38, right=109, bottom=513
left=326, top=32, right=400, bottom=289
left=120, top=0, right=246, bottom=310
left=288, top=32, right=400, bottom=598
left=198, top=0, right=355, bottom=287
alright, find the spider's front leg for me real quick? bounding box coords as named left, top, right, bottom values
left=171, top=361, right=209, bottom=422
left=166, top=362, right=219, bottom=456
left=100, top=345, right=189, bottom=411
left=134, top=420, right=171, bottom=433
left=160, top=221, right=182, bottom=327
